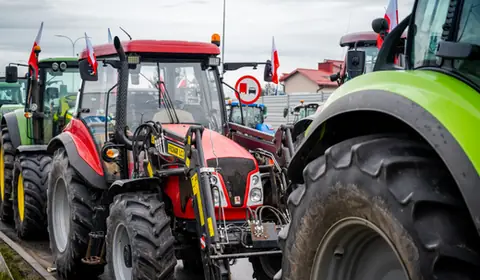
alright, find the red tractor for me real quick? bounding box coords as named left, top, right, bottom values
left=45, top=35, right=287, bottom=280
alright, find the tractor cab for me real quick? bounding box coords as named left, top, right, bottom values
left=3, top=57, right=80, bottom=144
left=226, top=100, right=274, bottom=134
left=330, top=31, right=407, bottom=84
left=284, top=100, right=323, bottom=123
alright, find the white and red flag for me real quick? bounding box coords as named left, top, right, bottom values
left=84, top=32, right=98, bottom=75
left=377, top=0, right=399, bottom=48
left=271, top=36, right=280, bottom=85
left=28, top=22, right=44, bottom=79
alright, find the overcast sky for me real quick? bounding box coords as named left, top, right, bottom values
left=0, top=0, right=414, bottom=89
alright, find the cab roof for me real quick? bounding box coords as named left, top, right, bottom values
left=228, top=101, right=265, bottom=109
left=79, top=40, right=220, bottom=59
left=39, top=57, right=78, bottom=63
left=340, top=31, right=408, bottom=47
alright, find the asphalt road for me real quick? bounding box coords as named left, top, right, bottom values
left=0, top=221, right=254, bottom=280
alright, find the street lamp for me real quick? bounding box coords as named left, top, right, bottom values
left=55, top=35, right=91, bottom=57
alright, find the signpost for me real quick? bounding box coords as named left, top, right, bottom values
left=234, top=75, right=262, bottom=105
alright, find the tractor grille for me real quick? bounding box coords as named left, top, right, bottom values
left=207, top=158, right=256, bottom=207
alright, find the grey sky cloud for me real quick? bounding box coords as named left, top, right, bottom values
left=0, top=0, right=414, bottom=88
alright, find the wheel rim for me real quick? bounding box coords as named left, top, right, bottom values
left=17, top=174, right=24, bottom=222
left=113, top=223, right=133, bottom=280
left=310, top=217, right=410, bottom=280
left=0, top=146, right=5, bottom=202
left=52, top=178, right=70, bottom=253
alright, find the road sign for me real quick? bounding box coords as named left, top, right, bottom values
left=234, top=75, right=262, bottom=105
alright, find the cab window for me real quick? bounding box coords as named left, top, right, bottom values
left=411, top=0, right=450, bottom=68
left=454, top=0, right=480, bottom=85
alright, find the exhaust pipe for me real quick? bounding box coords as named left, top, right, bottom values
left=113, top=36, right=132, bottom=148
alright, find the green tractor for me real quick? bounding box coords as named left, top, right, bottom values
left=0, top=56, right=80, bottom=239
left=278, top=0, right=480, bottom=279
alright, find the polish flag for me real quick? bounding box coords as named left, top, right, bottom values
left=84, top=33, right=98, bottom=75
left=271, top=36, right=280, bottom=84
left=28, top=22, right=44, bottom=79
left=377, top=0, right=399, bottom=48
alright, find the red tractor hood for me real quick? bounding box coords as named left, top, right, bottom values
left=163, top=124, right=255, bottom=161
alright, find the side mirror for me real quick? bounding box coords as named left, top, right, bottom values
left=264, top=60, right=273, bottom=82
left=329, top=72, right=340, bottom=82
left=346, top=50, right=366, bottom=79
left=283, top=107, right=288, bottom=118
left=79, top=59, right=98, bottom=81
left=5, top=66, right=18, bottom=83
left=372, top=18, right=389, bottom=34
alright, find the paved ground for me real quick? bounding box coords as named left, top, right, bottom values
left=0, top=221, right=254, bottom=279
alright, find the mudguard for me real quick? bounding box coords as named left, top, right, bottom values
left=107, top=177, right=162, bottom=203
left=1, top=109, right=30, bottom=149
left=290, top=69, right=480, bottom=232
left=47, top=131, right=107, bottom=190
left=16, top=145, right=48, bottom=154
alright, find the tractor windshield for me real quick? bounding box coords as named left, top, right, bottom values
left=230, top=105, right=264, bottom=128
left=81, top=59, right=223, bottom=133
left=44, top=67, right=82, bottom=109
left=293, top=105, right=318, bottom=122
left=0, top=79, right=27, bottom=106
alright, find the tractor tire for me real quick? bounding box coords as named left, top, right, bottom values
left=279, top=134, right=480, bottom=280
left=12, top=153, right=51, bottom=239
left=250, top=254, right=282, bottom=280
left=0, top=127, right=15, bottom=222
left=47, top=148, right=104, bottom=280
left=106, top=192, right=176, bottom=280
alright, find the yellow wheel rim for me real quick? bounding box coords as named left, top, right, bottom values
left=17, top=174, right=24, bottom=222
left=0, top=146, right=4, bottom=202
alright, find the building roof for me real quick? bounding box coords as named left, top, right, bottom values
left=79, top=40, right=220, bottom=59
left=280, top=68, right=338, bottom=87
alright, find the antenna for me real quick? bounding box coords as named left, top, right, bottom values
left=119, top=26, right=132, bottom=40
left=340, top=10, right=353, bottom=59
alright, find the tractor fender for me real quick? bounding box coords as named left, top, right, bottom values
left=16, top=145, right=48, bottom=154
left=107, top=177, right=162, bottom=203
left=1, top=110, right=28, bottom=149
left=291, top=116, right=314, bottom=142
left=290, top=70, right=480, bottom=232
left=47, top=133, right=107, bottom=190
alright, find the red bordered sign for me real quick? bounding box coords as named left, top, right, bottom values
left=234, top=75, right=262, bottom=105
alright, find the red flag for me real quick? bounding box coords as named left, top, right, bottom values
left=377, top=0, right=399, bottom=48
left=271, top=36, right=280, bottom=84
left=28, top=22, right=44, bottom=79
left=84, top=33, right=98, bottom=75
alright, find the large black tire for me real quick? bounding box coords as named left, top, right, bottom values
left=12, top=153, right=52, bottom=239
left=0, top=127, right=15, bottom=222
left=47, top=148, right=104, bottom=280
left=250, top=255, right=282, bottom=280
left=280, top=135, right=480, bottom=280
left=106, top=192, right=176, bottom=280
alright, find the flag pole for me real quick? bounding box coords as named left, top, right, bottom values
left=221, top=0, right=226, bottom=75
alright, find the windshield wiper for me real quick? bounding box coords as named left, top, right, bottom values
left=159, top=81, right=179, bottom=124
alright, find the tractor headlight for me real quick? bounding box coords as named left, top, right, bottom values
left=252, top=175, right=260, bottom=185
left=213, top=188, right=220, bottom=206
left=247, top=172, right=263, bottom=206
left=249, top=188, right=262, bottom=203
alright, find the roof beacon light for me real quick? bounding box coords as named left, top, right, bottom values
left=300, top=100, right=304, bottom=104
left=211, top=33, right=221, bottom=47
